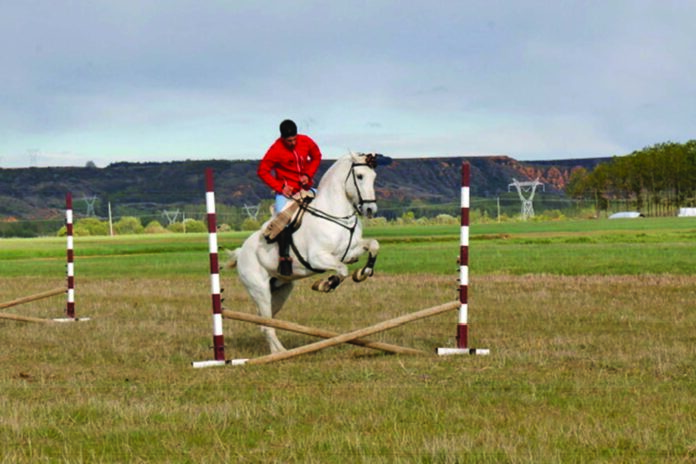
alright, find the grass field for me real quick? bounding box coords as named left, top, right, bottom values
left=1, top=218, right=695, bottom=462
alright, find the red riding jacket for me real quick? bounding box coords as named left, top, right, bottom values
left=257, top=134, right=322, bottom=194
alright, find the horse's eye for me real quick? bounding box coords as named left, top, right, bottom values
left=357, top=174, right=364, bottom=180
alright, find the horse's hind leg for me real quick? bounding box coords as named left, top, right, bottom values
left=270, top=278, right=294, bottom=316
left=259, top=297, right=287, bottom=353
left=254, top=278, right=293, bottom=353
left=238, top=269, right=288, bottom=354
left=257, top=280, right=294, bottom=353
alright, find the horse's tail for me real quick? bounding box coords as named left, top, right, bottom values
left=224, top=248, right=240, bottom=269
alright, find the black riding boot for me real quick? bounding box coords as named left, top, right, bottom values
left=277, top=227, right=293, bottom=276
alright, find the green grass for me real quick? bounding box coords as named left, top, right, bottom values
left=2, top=217, right=695, bottom=277
left=1, top=218, right=696, bottom=462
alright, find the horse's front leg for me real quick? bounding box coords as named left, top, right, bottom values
left=352, top=238, right=379, bottom=282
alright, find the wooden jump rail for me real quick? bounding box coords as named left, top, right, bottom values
left=230, top=301, right=460, bottom=366
left=0, top=311, right=55, bottom=324
left=0, top=287, right=65, bottom=310
left=0, top=287, right=65, bottom=324
left=222, top=309, right=426, bottom=356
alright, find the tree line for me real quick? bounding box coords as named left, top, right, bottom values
left=566, top=140, right=696, bottom=216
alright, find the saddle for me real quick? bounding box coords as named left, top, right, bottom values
left=263, top=191, right=315, bottom=276
left=263, top=190, right=314, bottom=242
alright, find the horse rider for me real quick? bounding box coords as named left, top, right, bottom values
left=257, top=119, right=322, bottom=275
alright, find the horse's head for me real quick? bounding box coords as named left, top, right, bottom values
left=345, top=152, right=389, bottom=218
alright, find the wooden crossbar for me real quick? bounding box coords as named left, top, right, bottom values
left=0, top=287, right=65, bottom=310
left=0, top=311, right=54, bottom=324
left=222, top=309, right=426, bottom=356
left=241, top=301, right=459, bottom=366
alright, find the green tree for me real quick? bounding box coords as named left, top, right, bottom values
left=566, top=167, right=590, bottom=199
left=114, top=217, right=144, bottom=235
left=573, top=140, right=696, bottom=216
left=167, top=222, right=184, bottom=233
left=241, top=218, right=260, bottom=231
left=77, top=218, right=109, bottom=236
left=144, top=220, right=168, bottom=234
left=182, top=219, right=207, bottom=233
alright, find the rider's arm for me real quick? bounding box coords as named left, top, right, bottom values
left=258, top=146, right=285, bottom=193
left=304, top=137, right=322, bottom=187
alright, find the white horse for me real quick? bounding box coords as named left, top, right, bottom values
left=226, top=152, right=387, bottom=353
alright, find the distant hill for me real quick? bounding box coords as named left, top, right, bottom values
left=0, top=155, right=607, bottom=221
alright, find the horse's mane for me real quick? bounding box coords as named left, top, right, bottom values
left=316, top=154, right=355, bottom=191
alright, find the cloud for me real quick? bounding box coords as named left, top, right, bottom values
left=1, top=1, right=695, bottom=167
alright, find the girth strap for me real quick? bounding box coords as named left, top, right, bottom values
left=290, top=240, right=326, bottom=274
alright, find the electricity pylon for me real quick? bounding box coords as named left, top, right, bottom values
left=508, top=178, right=544, bottom=220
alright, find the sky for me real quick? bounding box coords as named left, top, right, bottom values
left=1, top=1, right=695, bottom=168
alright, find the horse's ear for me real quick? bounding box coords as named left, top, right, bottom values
left=364, top=153, right=392, bottom=168
left=364, top=153, right=378, bottom=169
left=375, top=154, right=393, bottom=166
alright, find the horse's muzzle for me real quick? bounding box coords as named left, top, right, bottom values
left=361, top=202, right=378, bottom=218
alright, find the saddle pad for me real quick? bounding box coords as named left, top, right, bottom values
left=263, top=201, right=300, bottom=241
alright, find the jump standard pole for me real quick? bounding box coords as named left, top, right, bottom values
left=53, top=192, right=89, bottom=322
left=192, top=169, right=244, bottom=368
left=437, top=161, right=489, bottom=356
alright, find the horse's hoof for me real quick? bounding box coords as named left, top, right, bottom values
left=352, top=269, right=367, bottom=282
left=312, top=276, right=342, bottom=292
left=352, top=268, right=373, bottom=282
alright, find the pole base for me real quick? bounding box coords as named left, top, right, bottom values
left=436, top=347, right=490, bottom=356
left=52, top=317, right=91, bottom=322
left=191, top=358, right=248, bottom=368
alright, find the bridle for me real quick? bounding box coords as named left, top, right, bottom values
left=290, top=155, right=379, bottom=269
left=301, top=156, right=378, bottom=234
left=345, top=157, right=377, bottom=215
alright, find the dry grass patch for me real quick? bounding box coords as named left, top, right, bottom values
left=1, top=273, right=695, bottom=462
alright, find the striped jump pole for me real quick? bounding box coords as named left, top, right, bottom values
left=53, top=192, right=89, bottom=322
left=192, top=168, right=244, bottom=368
left=437, top=161, right=489, bottom=356
left=65, top=192, right=75, bottom=318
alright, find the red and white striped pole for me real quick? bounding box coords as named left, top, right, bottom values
left=457, top=162, right=470, bottom=348
left=54, top=192, right=89, bottom=322
left=65, top=192, right=75, bottom=318
left=437, top=161, right=489, bottom=356
left=193, top=168, right=246, bottom=367
left=206, top=168, right=225, bottom=362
